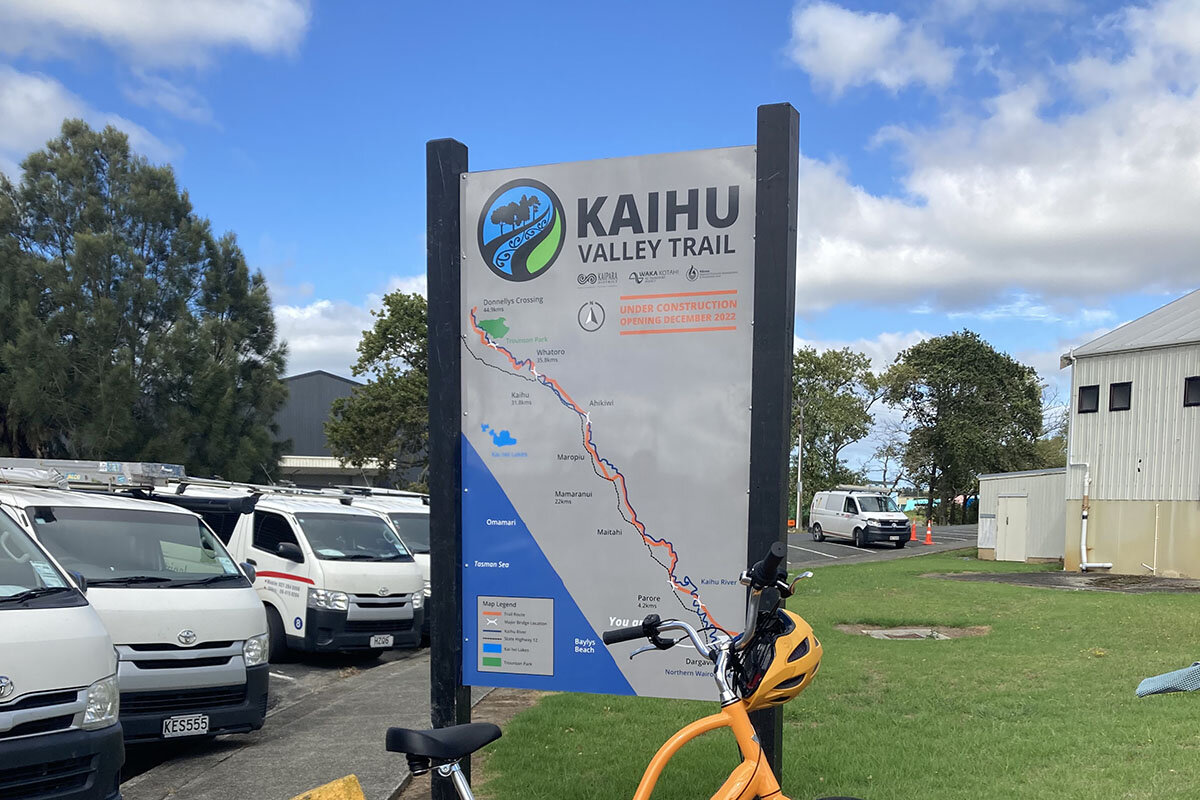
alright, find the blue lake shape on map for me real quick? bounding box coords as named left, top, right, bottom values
left=480, top=424, right=518, bottom=447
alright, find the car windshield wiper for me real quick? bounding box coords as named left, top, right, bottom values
left=87, top=575, right=174, bottom=586
left=168, top=574, right=245, bottom=588
left=0, top=586, right=75, bottom=604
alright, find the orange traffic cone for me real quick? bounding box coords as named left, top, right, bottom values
left=923, top=521, right=934, bottom=545
left=909, top=521, right=918, bottom=542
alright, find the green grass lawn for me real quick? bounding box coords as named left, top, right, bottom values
left=478, top=551, right=1200, bottom=800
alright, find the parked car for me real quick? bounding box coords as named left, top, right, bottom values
left=809, top=487, right=910, bottom=548
left=149, top=483, right=425, bottom=661
left=0, top=459, right=269, bottom=745
left=0, top=479, right=123, bottom=799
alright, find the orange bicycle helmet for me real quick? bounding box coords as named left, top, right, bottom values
left=735, top=609, right=822, bottom=710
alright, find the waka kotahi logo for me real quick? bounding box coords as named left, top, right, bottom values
left=478, top=179, right=565, bottom=282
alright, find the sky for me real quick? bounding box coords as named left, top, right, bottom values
left=1, top=0, right=1197, bottom=477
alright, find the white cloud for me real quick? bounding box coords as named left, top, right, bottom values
left=0, top=0, right=311, bottom=66
left=272, top=273, right=428, bottom=378
left=274, top=299, right=373, bottom=379
left=794, top=330, right=933, bottom=371
left=0, top=65, right=170, bottom=178
left=945, top=294, right=1115, bottom=326
left=386, top=274, right=428, bottom=297
left=788, top=2, right=958, bottom=94
left=796, top=0, right=1200, bottom=314
left=123, top=73, right=215, bottom=125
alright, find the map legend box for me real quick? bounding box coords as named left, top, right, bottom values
left=477, top=596, right=554, bottom=676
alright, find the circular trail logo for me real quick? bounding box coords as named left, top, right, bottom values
left=478, top=179, right=565, bottom=282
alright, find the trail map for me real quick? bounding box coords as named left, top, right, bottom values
left=460, top=147, right=756, bottom=699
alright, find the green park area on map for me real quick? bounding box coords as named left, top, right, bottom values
left=478, top=317, right=509, bottom=339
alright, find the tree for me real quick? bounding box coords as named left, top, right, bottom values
left=0, top=120, right=287, bottom=480
left=790, top=347, right=881, bottom=520
left=325, top=291, right=428, bottom=488
left=883, top=331, right=1042, bottom=524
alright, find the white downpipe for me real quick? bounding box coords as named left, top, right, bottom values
left=1079, top=471, right=1112, bottom=572
left=1065, top=350, right=1111, bottom=572
left=1142, top=503, right=1160, bottom=575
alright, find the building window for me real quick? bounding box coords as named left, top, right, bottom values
left=1186, top=376, right=1200, bottom=408
left=1109, top=381, right=1132, bottom=412
left=1078, top=384, right=1100, bottom=414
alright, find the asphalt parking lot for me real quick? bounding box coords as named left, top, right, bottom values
left=786, top=523, right=978, bottom=568
left=121, top=647, right=424, bottom=785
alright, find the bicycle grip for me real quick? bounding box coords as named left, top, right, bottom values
left=602, top=625, right=646, bottom=645
left=602, top=613, right=662, bottom=646
left=749, top=541, right=788, bottom=586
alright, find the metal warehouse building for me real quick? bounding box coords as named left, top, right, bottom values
left=274, top=370, right=378, bottom=486
left=1061, top=289, right=1200, bottom=576
left=977, top=468, right=1065, bottom=563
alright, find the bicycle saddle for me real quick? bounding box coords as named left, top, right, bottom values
left=386, top=723, right=502, bottom=759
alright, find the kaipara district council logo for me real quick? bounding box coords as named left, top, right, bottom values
left=477, top=179, right=565, bottom=282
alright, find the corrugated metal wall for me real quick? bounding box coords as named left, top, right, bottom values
left=978, top=469, right=1066, bottom=560
left=275, top=372, right=362, bottom=456
left=1067, top=344, right=1200, bottom=501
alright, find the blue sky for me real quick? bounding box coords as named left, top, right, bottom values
left=2, top=0, right=1198, bottom=476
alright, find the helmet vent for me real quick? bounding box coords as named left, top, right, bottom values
left=775, top=672, right=807, bottom=691
left=787, top=637, right=810, bottom=663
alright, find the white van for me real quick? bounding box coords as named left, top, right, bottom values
left=0, top=497, right=123, bottom=800
left=809, top=487, right=910, bottom=548
left=329, top=489, right=430, bottom=639
left=155, top=484, right=425, bottom=660
left=0, top=461, right=269, bottom=744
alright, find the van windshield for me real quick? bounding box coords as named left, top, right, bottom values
left=0, top=511, right=83, bottom=608
left=27, top=506, right=245, bottom=588
left=856, top=496, right=900, bottom=513
left=387, top=513, right=429, bottom=554
left=294, top=513, right=413, bottom=562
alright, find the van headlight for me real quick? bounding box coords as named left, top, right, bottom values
left=243, top=633, right=270, bottom=667
left=82, top=675, right=120, bottom=730
left=308, top=588, right=349, bottom=611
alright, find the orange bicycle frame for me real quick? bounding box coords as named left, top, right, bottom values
left=632, top=700, right=786, bottom=800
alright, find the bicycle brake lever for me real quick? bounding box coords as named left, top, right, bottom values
left=777, top=571, right=813, bottom=598
left=628, top=643, right=658, bottom=659
left=628, top=636, right=681, bottom=660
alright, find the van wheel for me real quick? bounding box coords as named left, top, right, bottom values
left=853, top=528, right=866, bottom=548
left=266, top=605, right=290, bottom=663
left=811, top=524, right=825, bottom=542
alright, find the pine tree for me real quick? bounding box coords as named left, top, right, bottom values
left=0, top=120, right=287, bottom=479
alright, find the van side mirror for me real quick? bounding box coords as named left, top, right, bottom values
left=68, top=570, right=88, bottom=594
left=276, top=542, right=304, bottom=563
left=240, top=562, right=257, bottom=583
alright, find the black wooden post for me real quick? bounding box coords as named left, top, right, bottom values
left=747, top=102, right=800, bottom=778
left=427, top=138, right=470, bottom=799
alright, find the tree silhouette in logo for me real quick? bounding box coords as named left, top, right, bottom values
left=489, top=193, right=544, bottom=235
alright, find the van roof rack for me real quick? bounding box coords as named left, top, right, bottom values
left=171, top=476, right=357, bottom=505
left=331, top=485, right=429, bottom=504
left=834, top=484, right=891, bottom=494
left=0, top=458, right=185, bottom=491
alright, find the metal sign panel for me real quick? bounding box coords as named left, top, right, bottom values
left=459, top=146, right=756, bottom=699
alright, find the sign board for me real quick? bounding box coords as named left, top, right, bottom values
left=458, top=147, right=756, bottom=700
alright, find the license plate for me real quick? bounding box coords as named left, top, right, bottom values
left=370, top=634, right=394, bottom=648
left=889, top=535, right=900, bottom=541
left=162, top=714, right=209, bottom=738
